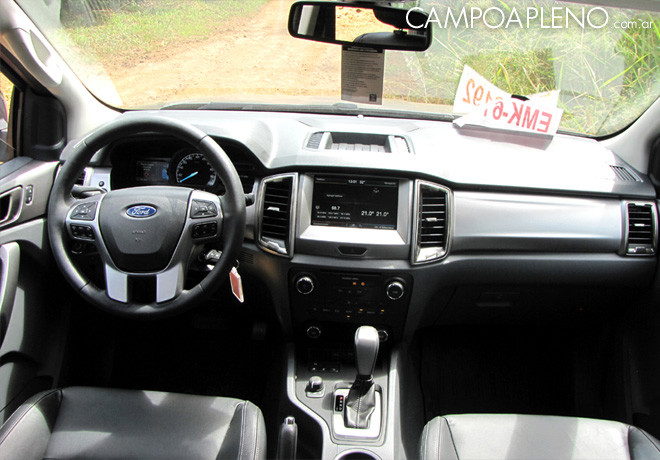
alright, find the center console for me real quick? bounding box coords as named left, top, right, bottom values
left=291, top=173, right=414, bottom=343
left=281, top=174, right=417, bottom=459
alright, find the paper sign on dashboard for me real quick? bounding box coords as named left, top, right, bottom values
left=453, top=65, right=560, bottom=114
left=453, top=65, right=563, bottom=136
left=453, top=65, right=510, bottom=114
left=454, top=98, right=563, bottom=136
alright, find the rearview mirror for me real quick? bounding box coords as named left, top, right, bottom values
left=288, top=1, right=431, bottom=51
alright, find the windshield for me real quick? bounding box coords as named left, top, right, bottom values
left=15, top=0, right=660, bottom=137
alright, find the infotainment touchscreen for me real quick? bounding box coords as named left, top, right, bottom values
left=311, top=176, right=398, bottom=229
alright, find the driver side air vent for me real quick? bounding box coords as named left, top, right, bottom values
left=258, top=174, right=297, bottom=257
left=75, top=169, right=87, bottom=186
left=625, top=202, right=657, bottom=256
left=413, top=181, right=451, bottom=264
left=611, top=165, right=641, bottom=182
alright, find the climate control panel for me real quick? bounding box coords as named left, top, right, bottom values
left=289, top=269, right=412, bottom=342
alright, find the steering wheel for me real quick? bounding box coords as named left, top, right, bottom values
left=47, top=114, right=246, bottom=318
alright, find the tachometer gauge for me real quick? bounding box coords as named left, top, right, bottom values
left=174, top=152, right=216, bottom=187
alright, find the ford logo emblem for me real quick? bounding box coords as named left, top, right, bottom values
left=126, top=205, right=157, bottom=218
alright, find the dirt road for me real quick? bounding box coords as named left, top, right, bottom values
left=113, top=0, right=343, bottom=106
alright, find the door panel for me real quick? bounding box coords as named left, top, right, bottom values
left=0, top=241, right=19, bottom=347
left=0, top=157, right=69, bottom=423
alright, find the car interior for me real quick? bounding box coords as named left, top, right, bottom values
left=0, top=0, right=659, bottom=459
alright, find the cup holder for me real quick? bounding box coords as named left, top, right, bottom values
left=334, top=450, right=381, bottom=460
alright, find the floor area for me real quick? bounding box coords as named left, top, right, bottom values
left=418, top=323, right=618, bottom=423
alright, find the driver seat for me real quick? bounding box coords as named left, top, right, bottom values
left=0, top=386, right=266, bottom=459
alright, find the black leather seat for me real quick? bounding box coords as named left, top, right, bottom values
left=420, top=414, right=660, bottom=460
left=0, top=386, right=266, bottom=460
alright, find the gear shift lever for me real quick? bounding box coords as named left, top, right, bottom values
left=355, top=326, right=379, bottom=378
left=344, top=326, right=379, bottom=429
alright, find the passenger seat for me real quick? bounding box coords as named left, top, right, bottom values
left=419, top=414, right=660, bottom=459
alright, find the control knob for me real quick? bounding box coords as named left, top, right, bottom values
left=306, top=325, right=322, bottom=339
left=296, top=276, right=315, bottom=295
left=377, top=328, right=390, bottom=342
left=307, top=376, right=323, bottom=393
left=385, top=280, right=405, bottom=300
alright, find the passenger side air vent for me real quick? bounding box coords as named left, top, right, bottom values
left=258, top=174, right=297, bottom=257
left=625, top=202, right=656, bottom=256
left=413, top=181, right=451, bottom=264
left=611, top=165, right=640, bottom=182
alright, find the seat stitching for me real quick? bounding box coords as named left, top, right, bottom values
left=634, top=426, right=660, bottom=454
left=251, top=406, right=259, bottom=460
left=237, top=401, right=247, bottom=460
left=421, top=420, right=430, bottom=460
left=444, top=417, right=461, bottom=460
left=0, top=389, right=61, bottom=447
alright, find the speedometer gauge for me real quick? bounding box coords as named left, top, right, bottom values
left=174, top=152, right=216, bottom=187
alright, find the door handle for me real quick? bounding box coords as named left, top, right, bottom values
left=0, top=186, right=23, bottom=228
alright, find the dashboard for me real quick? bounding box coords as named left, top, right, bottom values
left=76, top=109, right=659, bottom=340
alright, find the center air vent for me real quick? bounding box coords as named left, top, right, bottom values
left=625, top=202, right=656, bottom=256
left=413, top=181, right=451, bottom=264
left=305, top=132, right=411, bottom=154
left=258, top=174, right=297, bottom=257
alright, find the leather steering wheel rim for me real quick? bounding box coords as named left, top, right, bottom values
left=47, top=114, right=246, bottom=318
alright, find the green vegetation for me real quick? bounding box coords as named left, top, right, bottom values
left=386, top=0, right=660, bottom=135
left=0, top=75, right=11, bottom=115
left=62, top=0, right=268, bottom=68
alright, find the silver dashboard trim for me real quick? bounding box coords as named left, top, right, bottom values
left=452, top=191, right=623, bottom=253
left=86, top=166, right=112, bottom=190
left=452, top=192, right=623, bottom=254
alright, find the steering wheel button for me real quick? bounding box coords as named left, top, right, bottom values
left=191, top=199, right=218, bottom=219
left=192, top=221, right=218, bottom=239
left=71, top=202, right=97, bottom=221
left=70, top=224, right=94, bottom=240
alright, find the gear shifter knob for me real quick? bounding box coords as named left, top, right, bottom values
left=354, top=326, right=379, bottom=378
